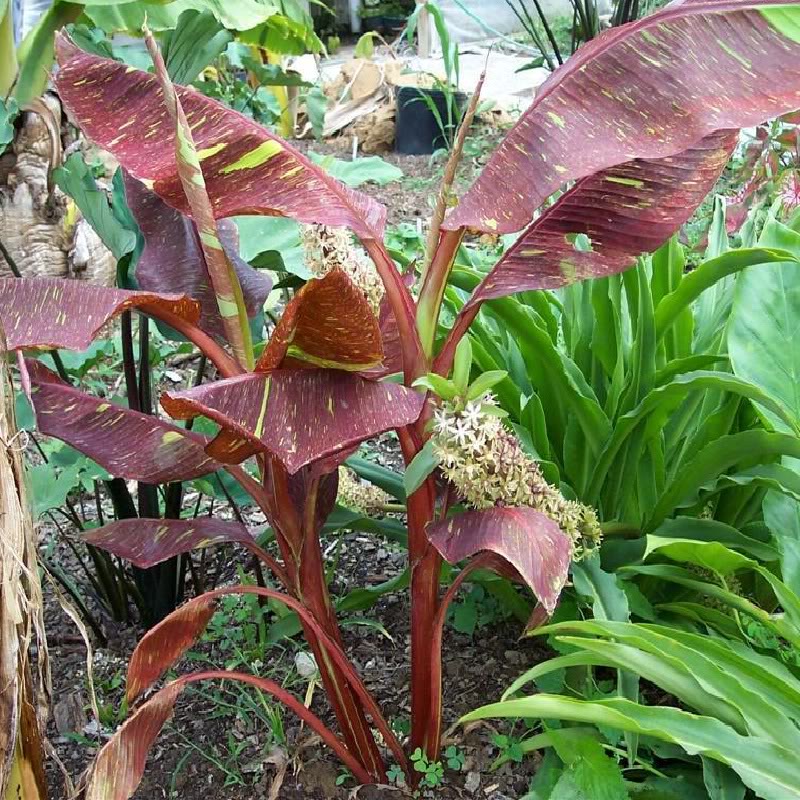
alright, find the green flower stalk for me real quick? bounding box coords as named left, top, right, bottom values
left=431, top=394, right=602, bottom=559
left=301, top=224, right=385, bottom=315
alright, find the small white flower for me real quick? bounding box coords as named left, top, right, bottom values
left=462, top=401, right=483, bottom=427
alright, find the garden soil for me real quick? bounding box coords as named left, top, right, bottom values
left=44, top=529, right=548, bottom=800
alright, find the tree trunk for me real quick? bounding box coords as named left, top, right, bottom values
left=0, top=323, right=49, bottom=800
left=0, top=94, right=115, bottom=285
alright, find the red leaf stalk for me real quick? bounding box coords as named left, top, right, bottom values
left=425, top=553, right=495, bottom=753
left=399, top=422, right=442, bottom=758
left=263, top=459, right=387, bottom=780
left=432, top=299, right=482, bottom=377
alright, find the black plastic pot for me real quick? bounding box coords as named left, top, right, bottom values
left=395, top=86, right=467, bottom=155
left=362, top=16, right=384, bottom=32
left=383, top=14, right=406, bottom=31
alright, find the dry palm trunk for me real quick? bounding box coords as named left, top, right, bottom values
left=0, top=324, right=49, bottom=800
left=0, top=95, right=115, bottom=285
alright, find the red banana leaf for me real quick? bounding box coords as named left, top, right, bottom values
left=85, top=672, right=374, bottom=799
left=55, top=34, right=387, bottom=241
left=83, top=517, right=262, bottom=568
left=125, top=597, right=216, bottom=702
left=466, top=129, right=738, bottom=304
left=123, top=589, right=327, bottom=705
left=121, top=585, right=409, bottom=777
left=86, top=681, right=184, bottom=800
left=255, top=270, right=383, bottom=372
left=427, top=508, right=572, bottom=615
left=160, top=369, right=425, bottom=473
left=0, top=277, right=198, bottom=352
left=26, top=361, right=218, bottom=483
left=124, top=173, right=271, bottom=341
left=445, top=0, right=800, bottom=234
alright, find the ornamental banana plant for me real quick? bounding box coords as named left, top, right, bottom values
left=2, top=2, right=800, bottom=794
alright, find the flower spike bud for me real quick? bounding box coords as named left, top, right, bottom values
left=301, top=224, right=384, bottom=315
left=431, top=392, right=602, bottom=559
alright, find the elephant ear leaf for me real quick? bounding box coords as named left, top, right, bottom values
left=445, top=0, right=800, bottom=234
left=427, top=507, right=572, bottom=615
left=54, top=34, right=387, bottom=241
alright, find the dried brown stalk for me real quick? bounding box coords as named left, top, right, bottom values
left=1, top=322, right=50, bottom=799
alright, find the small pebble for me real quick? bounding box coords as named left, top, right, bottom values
left=465, top=771, right=481, bottom=793
left=294, top=651, right=318, bottom=678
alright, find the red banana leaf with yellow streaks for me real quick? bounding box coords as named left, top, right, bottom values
left=83, top=518, right=263, bottom=569
left=142, top=26, right=253, bottom=367
left=160, top=369, right=425, bottom=473
left=24, top=361, right=219, bottom=483
left=444, top=0, right=800, bottom=235
left=255, top=270, right=383, bottom=372
left=54, top=34, right=387, bottom=241
left=0, top=278, right=198, bottom=352
left=466, top=129, right=738, bottom=305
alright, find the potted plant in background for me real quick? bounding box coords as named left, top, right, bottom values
left=360, top=0, right=414, bottom=36
left=360, top=0, right=386, bottom=32
left=395, top=0, right=466, bottom=154
left=382, top=0, right=413, bottom=32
